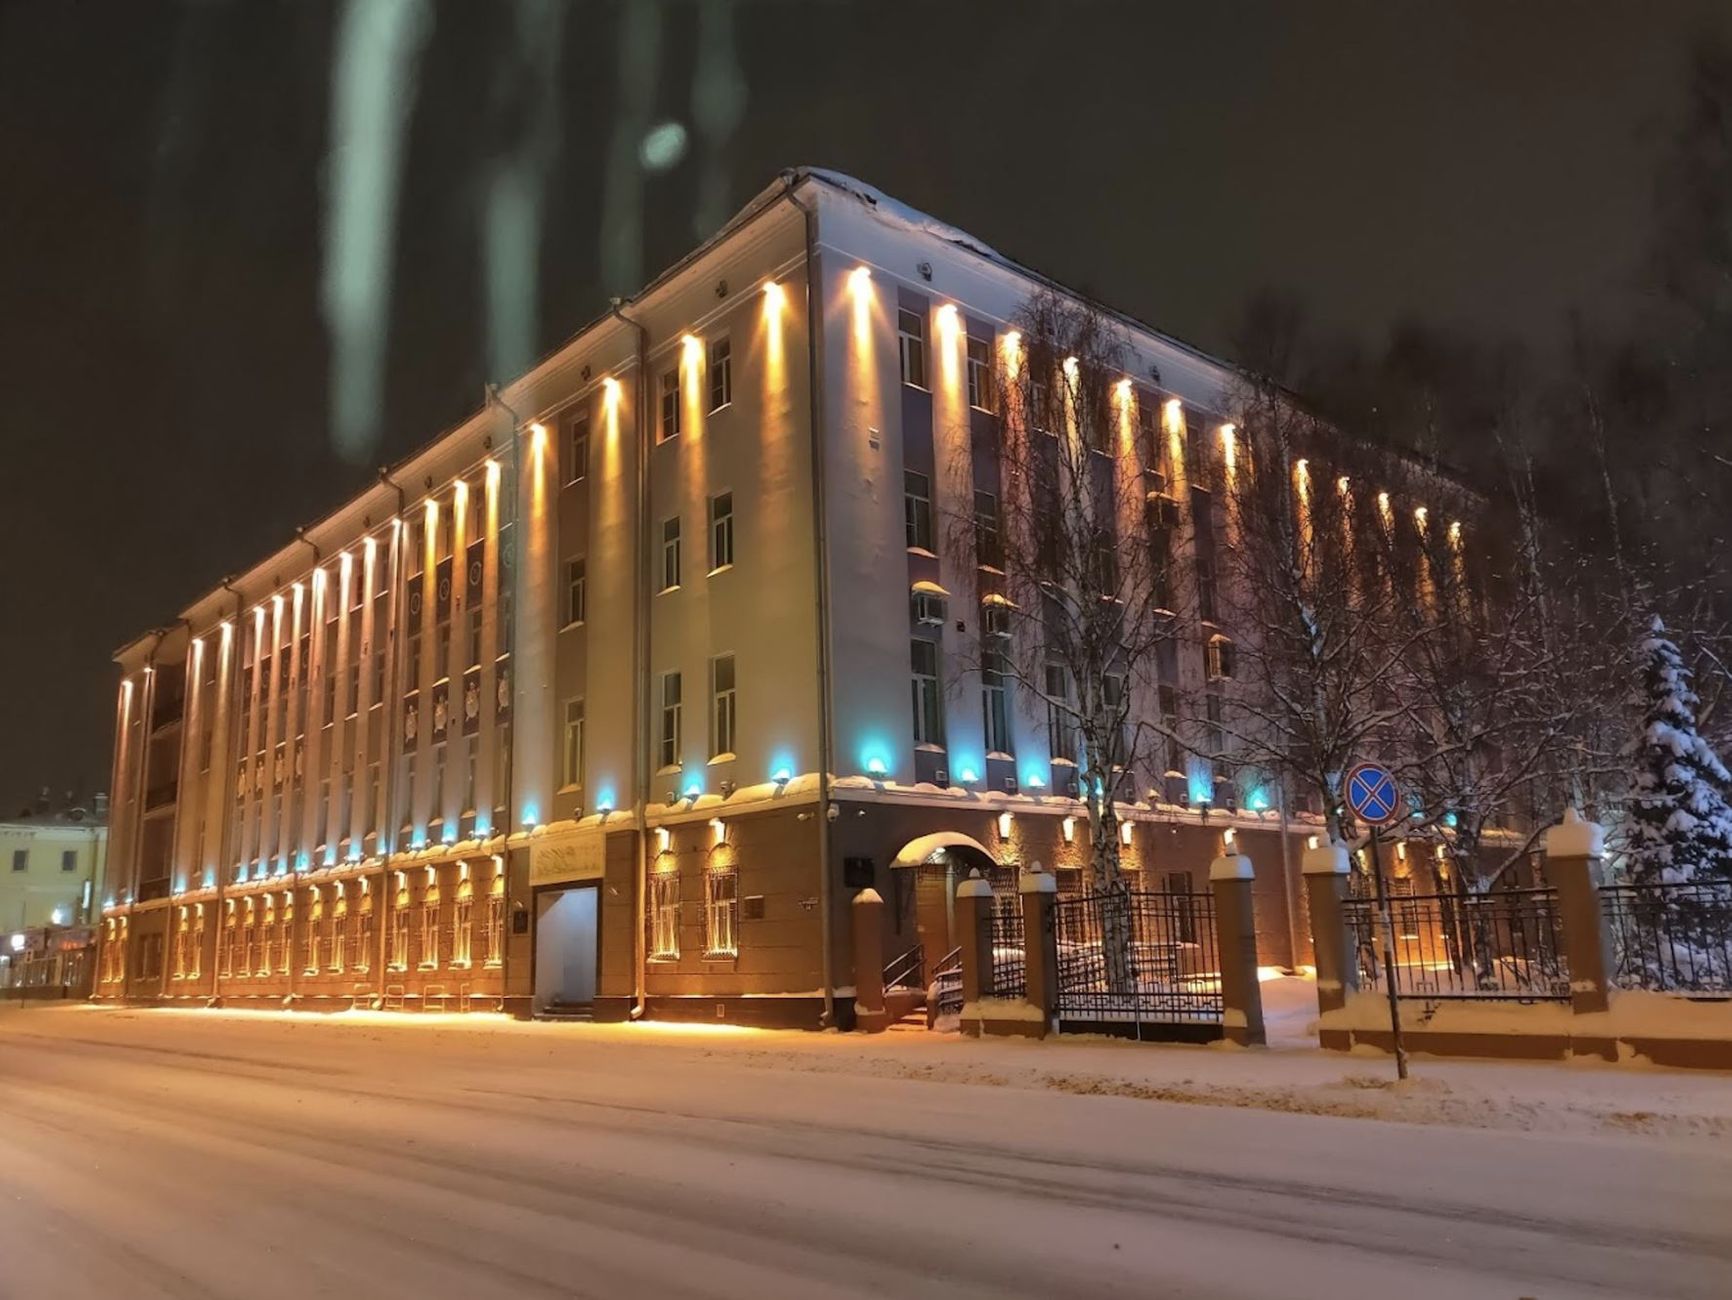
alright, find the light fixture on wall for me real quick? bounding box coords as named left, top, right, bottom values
left=997, top=811, right=1012, bottom=839
left=655, top=827, right=671, bottom=853
left=1062, top=816, right=1075, bottom=844
left=1120, top=820, right=1133, bottom=846
left=711, top=818, right=726, bottom=846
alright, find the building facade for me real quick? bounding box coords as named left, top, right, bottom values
left=99, top=170, right=1463, bottom=1024
left=2, top=792, right=107, bottom=994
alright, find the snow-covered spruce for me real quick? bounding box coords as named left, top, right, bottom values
left=1618, top=618, right=1732, bottom=991
left=1625, top=617, right=1732, bottom=887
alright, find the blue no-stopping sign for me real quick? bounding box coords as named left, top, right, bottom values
left=1346, top=762, right=1401, bottom=827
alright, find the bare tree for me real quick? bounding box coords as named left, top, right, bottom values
left=1213, top=374, right=1418, bottom=842
left=949, top=288, right=1188, bottom=986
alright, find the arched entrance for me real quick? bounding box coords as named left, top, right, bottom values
left=888, top=832, right=1013, bottom=980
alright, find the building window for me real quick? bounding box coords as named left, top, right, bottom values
left=172, top=909, right=189, bottom=979
left=904, top=471, right=933, bottom=552
left=1165, top=870, right=1199, bottom=943
left=220, top=909, right=236, bottom=978
left=659, top=367, right=681, bottom=441
left=973, top=490, right=1001, bottom=569
left=659, top=672, right=683, bottom=770
left=486, top=873, right=505, bottom=966
left=898, top=308, right=927, bottom=389
left=330, top=898, right=348, bottom=973
left=1204, top=690, right=1225, bottom=757
left=564, top=558, right=586, bottom=627
left=1046, top=663, right=1077, bottom=764
left=277, top=897, right=292, bottom=974
left=1102, top=672, right=1128, bottom=765
left=709, top=492, right=734, bottom=571
left=419, top=892, right=440, bottom=969
left=1206, top=634, right=1235, bottom=681
left=563, top=698, right=585, bottom=790
left=911, top=639, right=944, bottom=747
left=452, top=879, right=473, bottom=966
left=356, top=899, right=375, bottom=972
left=10, top=849, right=25, bottom=872
left=650, top=871, right=680, bottom=960
left=966, top=336, right=993, bottom=411
left=567, top=414, right=589, bottom=484
left=661, top=516, right=682, bottom=591
left=705, top=866, right=739, bottom=958
left=390, top=897, right=410, bottom=970
left=306, top=891, right=324, bottom=974
left=981, top=651, right=1011, bottom=755
left=259, top=904, right=277, bottom=977
left=708, top=336, right=732, bottom=411
left=711, top=655, right=737, bottom=759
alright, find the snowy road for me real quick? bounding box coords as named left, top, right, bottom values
left=1, top=1007, right=1727, bottom=1299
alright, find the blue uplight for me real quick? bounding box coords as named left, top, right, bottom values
left=1025, top=772, right=1046, bottom=790
left=1247, top=788, right=1269, bottom=812
left=958, top=765, right=979, bottom=785
left=520, top=804, right=539, bottom=828
left=683, top=780, right=703, bottom=801
left=866, top=756, right=888, bottom=777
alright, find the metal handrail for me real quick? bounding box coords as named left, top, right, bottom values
left=883, top=945, right=925, bottom=993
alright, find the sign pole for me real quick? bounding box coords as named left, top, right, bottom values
left=1366, top=827, right=1408, bottom=1080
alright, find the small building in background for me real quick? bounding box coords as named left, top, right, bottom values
left=0, top=789, right=108, bottom=995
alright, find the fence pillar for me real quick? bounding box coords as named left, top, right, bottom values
left=851, top=887, right=888, bottom=1032
left=1210, top=852, right=1266, bottom=1046
left=1543, top=807, right=1612, bottom=1015
left=955, top=869, right=995, bottom=1037
left=1019, top=864, right=1058, bottom=1037
left=1303, top=841, right=1356, bottom=1015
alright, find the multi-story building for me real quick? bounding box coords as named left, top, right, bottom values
left=100, top=170, right=1461, bottom=1024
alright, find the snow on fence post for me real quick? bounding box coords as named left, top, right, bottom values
left=1543, top=807, right=1612, bottom=1015
left=1302, top=841, right=1356, bottom=1015
left=1018, top=863, right=1058, bottom=1038
left=851, top=887, right=888, bottom=1033
left=1210, top=851, right=1266, bottom=1046
left=955, top=870, right=995, bottom=1037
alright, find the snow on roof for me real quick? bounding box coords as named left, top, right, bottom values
left=801, top=168, right=1006, bottom=263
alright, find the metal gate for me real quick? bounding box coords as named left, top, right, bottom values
left=1053, top=889, right=1223, bottom=1036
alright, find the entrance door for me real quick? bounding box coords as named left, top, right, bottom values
left=534, top=886, right=598, bottom=1011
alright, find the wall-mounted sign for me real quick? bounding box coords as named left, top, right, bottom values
left=529, top=826, right=606, bottom=887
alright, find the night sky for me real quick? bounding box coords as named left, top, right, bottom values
left=1, top=0, right=1726, bottom=811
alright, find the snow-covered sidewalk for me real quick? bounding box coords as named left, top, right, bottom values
left=20, top=973, right=1731, bottom=1143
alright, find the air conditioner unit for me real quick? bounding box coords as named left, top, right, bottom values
left=982, top=603, right=1011, bottom=641
left=912, top=592, right=947, bottom=626
left=719, top=780, right=735, bottom=797
left=934, top=768, right=949, bottom=788
left=1002, top=776, right=1018, bottom=794
left=1147, top=492, right=1179, bottom=528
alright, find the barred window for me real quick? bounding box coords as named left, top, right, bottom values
left=650, top=872, right=680, bottom=960
left=705, top=866, right=739, bottom=958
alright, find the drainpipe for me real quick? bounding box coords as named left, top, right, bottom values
left=783, top=172, right=838, bottom=1029
left=610, top=299, right=651, bottom=1021
left=212, top=577, right=245, bottom=1003
left=377, top=467, right=409, bottom=983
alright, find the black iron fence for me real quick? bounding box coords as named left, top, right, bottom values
left=1343, top=888, right=1570, bottom=1001
left=989, top=906, right=1026, bottom=999
left=1052, top=889, right=1222, bottom=1024
left=931, top=946, right=963, bottom=1019
left=1601, top=881, right=1732, bottom=997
